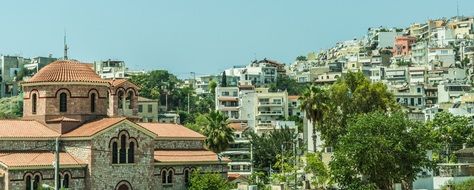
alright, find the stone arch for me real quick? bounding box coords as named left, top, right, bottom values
left=115, top=180, right=133, bottom=190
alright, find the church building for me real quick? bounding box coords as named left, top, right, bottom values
left=0, top=60, right=228, bottom=190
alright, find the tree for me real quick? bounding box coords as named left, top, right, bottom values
left=296, top=56, right=307, bottom=61
left=221, top=71, right=227, bottom=87
left=330, top=112, right=434, bottom=190
left=442, top=178, right=474, bottom=190
left=269, top=75, right=308, bottom=95
left=0, top=95, right=23, bottom=119
left=189, top=169, right=232, bottom=190
left=305, top=152, right=331, bottom=189
left=299, top=85, right=328, bottom=151
left=209, top=80, right=217, bottom=95
left=202, top=111, right=234, bottom=153
left=321, top=71, right=399, bottom=147
left=245, top=127, right=298, bottom=175
left=185, top=114, right=209, bottom=133
left=426, top=112, right=472, bottom=163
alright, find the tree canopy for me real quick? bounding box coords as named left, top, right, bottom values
left=202, top=111, right=234, bottom=154
left=330, top=112, right=434, bottom=190
left=189, top=170, right=232, bottom=190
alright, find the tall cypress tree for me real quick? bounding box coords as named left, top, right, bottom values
left=221, top=71, right=227, bottom=87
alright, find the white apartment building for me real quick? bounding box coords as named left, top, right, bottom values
left=428, top=48, right=455, bottom=68
left=438, top=82, right=471, bottom=103
left=94, top=60, right=127, bottom=79
left=408, top=66, right=427, bottom=84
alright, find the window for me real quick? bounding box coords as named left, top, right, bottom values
left=418, top=98, right=422, bottom=105
left=128, top=142, right=135, bottom=163
left=59, top=92, right=67, bottom=112
left=167, top=170, right=173, bottom=184
left=417, top=88, right=421, bottom=93
left=127, top=91, right=133, bottom=109
left=161, top=170, right=167, bottom=184
left=138, top=105, right=143, bottom=112
left=32, top=94, right=37, bottom=114
left=33, top=175, right=40, bottom=190
left=118, top=91, right=124, bottom=109
left=90, top=93, right=96, bottom=113
left=148, top=105, right=152, bottom=113
left=111, top=131, right=136, bottom=164
left=26, top=175, right=31, bottom=190
left=62, top=173, right=70, bottom=188
left=112, top=142, right=118, bottom=164
left=161, top=169, right=174, bottom=185
left=119, top=135, right=127, bottom=163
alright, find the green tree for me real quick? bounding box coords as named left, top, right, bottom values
left=189, top=169, right=232, bottom=190
left=185, top=114, right=209, bottom=133
left=330, top=112, right=434, bottom=190
left=221, top=71, right=227, bottom=87
left=270, top=75, right=308, bottom=95
left=322, top=71, right=399, bottom=147
left=305, top=152, right=331, bottom=189
left=209, top=80, right=217, bottom=95
left=245, top=127, right=298, bottom=175
left=426, top=112, right=472, bottom=163
left=442, top=178, right=474, bottom=190
left=202, top=111, right=234, bottom=153
left=299, top=85, right=328, bottom=150
left=0, top=95, right=23, bottom=119
left=296, top=56, right=307, bottom=61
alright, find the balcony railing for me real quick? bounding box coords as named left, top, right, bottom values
left=257, top=111, right=283, bottom=115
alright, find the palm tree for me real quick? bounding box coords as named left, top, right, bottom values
left=299, top=85, right=328, bottom=152
left=202, top=111, right=234, bottom=154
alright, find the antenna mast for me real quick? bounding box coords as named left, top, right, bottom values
left=64, top=31, right=69, bottom=60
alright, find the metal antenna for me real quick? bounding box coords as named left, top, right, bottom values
left=64, top=30, right=69, bottom=60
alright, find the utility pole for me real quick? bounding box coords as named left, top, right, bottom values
left=250, top=143, right=254, bottom=173
left=294, top=141, right=297, bottom=190
left=54, top=137, right=60, bottom=189
left=187, top=93, right=190, bottom=113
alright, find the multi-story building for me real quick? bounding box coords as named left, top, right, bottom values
left=411, top=41, right=428, bottom=64
left=0, top=60, right=228, bottom=190
left=255, top=88, right=289, bottom=134
left=428, top=48, right=455, bottom=67
left=0, top=55, right=30, bottom=97
left=222, top=122, right=252, bottom=176
left=393, top=84, right=426, bottom=108
left=384, top=67, right=408, bottom=84
left=124, top=96, right=159, bottom=122
left=23, top=55, right=58, bottom=74
left=408, top=66, right=427, bottom=84
left=438, top=82, right=471, bottom=103
left=393, top=36, right=417, bottom=57
left=94, top=59, right=127, bottom=79
left=215, top=86, right=240, bottom=120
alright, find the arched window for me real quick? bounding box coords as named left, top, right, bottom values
left=161, top=170, right=167, bottom=184
left=184, top=169, right=190, bottom=184
left=32, top=94, right=37, bottom=114
left=118, top=91, right=124, bottom=109
left=25, top=175, right=32, bottom=190
left=167, top=170, right=173, bottom=184
left=127, top=91, right=134, bottom=109
left=59, top=92, right=67, bottom=112
left=33, top=175, right=40, bottom=190
left=112, top=141, right=118, bottom=164
left=62, top=173, right=70, bottom=188
left=90, top=93, right=96, bottom=113
left=128, top=141, right=135, bottom=163
left=119, top=134, right=127, bottom=163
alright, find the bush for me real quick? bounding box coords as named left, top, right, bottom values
left=189, top=169, right=232, bottom=190
left=442, top=178, right=474, bottom=190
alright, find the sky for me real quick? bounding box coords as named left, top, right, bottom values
left=0, top=0, right=473, bottom=78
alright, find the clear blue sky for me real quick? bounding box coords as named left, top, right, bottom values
left=0, top=0, right=473, bottom=78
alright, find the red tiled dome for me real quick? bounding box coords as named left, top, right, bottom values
left=26, top=60, right=107, bottom=83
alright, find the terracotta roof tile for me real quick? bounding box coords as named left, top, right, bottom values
left=62, top=117, right=127, bottom=137
left=107, top=79, right=140, bottom=89
left=228, top=123, right=248, bottom=132
left=138, top=123, right=205, bottom=139
left=0, top=151, right=85, bottom=168
left=154, top=150, right=230, bottom=163
left=0, top=120, right=59, bottom=138
left=26, top=60, right=107, bottom=84
left=288, top=95, right=300, bottom=100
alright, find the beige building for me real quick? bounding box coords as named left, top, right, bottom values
left=0, top=60, right=228, bottom=190
left=124, top=96, right=159, bottom=122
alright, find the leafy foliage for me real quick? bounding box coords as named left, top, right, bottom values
left=185, top=114, right=209, bottom=133
left=202, top=111, right=234, bottom=153
left=299, top=85, right=328, bottom=149
left=330, top=112, right=434, bottom=190
left=296, top=56, right=307, bottom=61
left=269, top=75, right=309, bottom=95
left=304, top=152, right=331, bottom=189
left=426, top=112, right=473, bottom=163
left=245, top=127, right=298, bottom=175
left=321, top=71, right=399, bottom=147
left=189, top=169, right=232, bottom=190
left=442, top=178, right=474, bottom=190
left=0, top=95, right=23, bottom=119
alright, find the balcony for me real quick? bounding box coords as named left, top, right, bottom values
left=258, top=102, right=282, bottom=106
left=257, top=111, right=283, bottom=116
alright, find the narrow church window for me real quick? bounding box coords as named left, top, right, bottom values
left=59, top=92, right=67, bottom=112
left=119, top=134, right=127, bottom=163
left=32, top=94, right=37, bottom=114
left=25, top=175, right=32, bottom=190
left=112, top=141, right=118, bottom=164
left=128, top=141, right=135, bottom=163
left=33, top=175, right=40, bottom=190
left=127, top=91, right=133, bottom=109
left=118, top=91, right=124, bottom=109
left=161, top=170, right=167, bottom=184
left=62, top=173, right=70, bottom=188
left=167, top=170, right=173, bottom=183
left=184, top=169, right=190, bottom=184
left=90, top=93, right=96, bottom=113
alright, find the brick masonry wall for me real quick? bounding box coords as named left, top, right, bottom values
left=0, top=140, right=53, bottom=151
left=23, top=84, right=109, bottom=118
left=7, top=168, right=86, bottom=190
left=89, top=122, right=155, bottom=189
left=155, top=140, right=204, bottom=150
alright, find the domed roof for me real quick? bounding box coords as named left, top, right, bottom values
left=26, top=60, right=107, bottom=84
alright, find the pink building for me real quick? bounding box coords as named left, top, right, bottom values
left=393, top=36, right=417, bottom=56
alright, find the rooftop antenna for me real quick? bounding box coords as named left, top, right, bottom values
left=456, top=0, right=460, bottom=18
left=64, top=30, right=69, bottom=60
